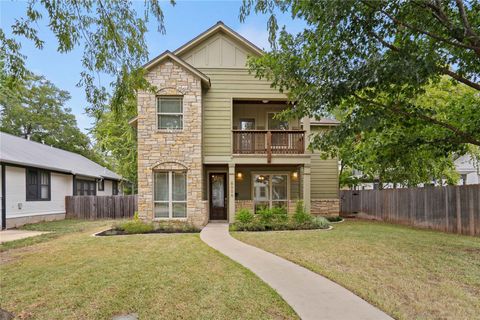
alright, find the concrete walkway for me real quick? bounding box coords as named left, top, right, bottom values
left=200, top=223, right=392, bottom=320
left=0, top=230, right=49, bottom=243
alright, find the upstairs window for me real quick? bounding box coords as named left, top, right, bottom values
left=26, top=169, right=50, bottom=201
left=157, top=97, right=183, bottom=130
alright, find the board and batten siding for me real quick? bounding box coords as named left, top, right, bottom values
left=310, top=127, right=339, bottom=199
left=199, top=68, right=287, bottom=158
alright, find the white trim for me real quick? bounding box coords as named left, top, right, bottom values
left=156, top=96, right=184, bottom=131
left=251, top=171, right=290, bottom=211
left=153, top=171, right=187, bottom=219
left=6, top=210, right=65, bottom=218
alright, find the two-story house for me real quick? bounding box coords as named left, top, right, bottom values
left=132, top=22, right=339, bottom=226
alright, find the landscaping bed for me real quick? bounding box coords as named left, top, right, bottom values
left=96, top=218, right=200, bottom=236
left=230, top=201, right=331, bottom=232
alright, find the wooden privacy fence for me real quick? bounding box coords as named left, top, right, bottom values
left=66, top=195, right=138, bottom=220
left=340, top=185, right=479, bottom=236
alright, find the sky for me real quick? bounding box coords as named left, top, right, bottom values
left=1, top=0, right=305, bottom=134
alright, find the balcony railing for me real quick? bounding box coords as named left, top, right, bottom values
left=233, top=130, right=305, bottom=161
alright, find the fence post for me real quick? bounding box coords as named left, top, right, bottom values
left=469, top=186, right=475, bottom=236
left=445, top=186, right=449, bottom=232
left=456, top=186, right=462, bottom=234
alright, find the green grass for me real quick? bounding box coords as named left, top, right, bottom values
left=0, top=220, right=297, bottom=320
left=233, top=220, right=480, bottom=320
left=0, top=219, right=116, bottom=252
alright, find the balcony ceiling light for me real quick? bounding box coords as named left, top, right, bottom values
left=262, top=99, right=269, bottom=104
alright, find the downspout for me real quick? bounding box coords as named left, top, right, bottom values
left=1, top=164, right=6, bottom=230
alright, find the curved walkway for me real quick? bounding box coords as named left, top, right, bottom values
left=200, top=223, right=392, bottom=320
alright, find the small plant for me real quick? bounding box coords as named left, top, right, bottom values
left=271, top=206, right=288, bottom=221
left=133, top=211, right=140, bottom=221
left=292, top=200, right=313, bottom=224
left=236, top=208, right=254, bottom=223
left=257, top=206, right=274, bottom=223
left=325, top=216, right=343, bottom=222
left=311, top=217, right=331, bottom=229
left=118, top=220, right=154, bottom=234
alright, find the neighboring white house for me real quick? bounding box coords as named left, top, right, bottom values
left=0, top=132, right=123, bottom=229
left=346, top=154, right=480, bottom=190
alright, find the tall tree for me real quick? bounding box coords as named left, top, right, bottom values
left=91, top=101, right=137, bottom=192
left=240, top=0, right=480, bottom=152
left=1, top=1, right=172, bottom=117
left=0, top=70, right=101, bottom=163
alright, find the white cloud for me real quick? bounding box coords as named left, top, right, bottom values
left=235, top=23, right=271, bottom=51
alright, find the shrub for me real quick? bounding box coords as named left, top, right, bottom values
left=257, top=206, right=274, bottom=223
left=118, top=220, right=154, bottom=234
left=326, top=216, right=343, bottom=222
left=311, top=217, right=331, bottom=229
left=236, top=208, right=254, bottom=224
left=271, top=206, right=288, bottom=222
left=292, top=201, right=313, bottom=224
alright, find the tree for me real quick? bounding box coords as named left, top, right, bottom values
left=314, top=78, right=479, bottom=188
left=240, top=0, right=480, bottom=150
left=0, top=70, right=101, bottom=164
left=91, top=101, right=137, bottom=193
left=1, top=1, right=172, bottom=117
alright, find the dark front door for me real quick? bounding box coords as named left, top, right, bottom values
left=209, top=173, right=227, bottom=220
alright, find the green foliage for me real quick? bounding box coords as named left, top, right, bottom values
left=240, top=0, right=480, bottom=186
left=117, top=220, right=154, bottom=234
left=1, top=1, right=173, bottom=117
left=0, top=71, right=103, bottom=164
left=325, top=216, right=344, bottom=223
left=235, top=208, right=254, bottom=224
left=232, top=203, right=330, bottom=232
left=91, top=99, right=137, bottom=192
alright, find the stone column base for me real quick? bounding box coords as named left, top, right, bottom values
left=310, top=199, right=340, bottom=216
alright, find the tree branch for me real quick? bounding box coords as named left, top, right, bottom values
left=455, top=0, right=480, bottom=43
left=439, top=67, right=480, bottom=91
left=362, top=0, right=480, bottom=56
left=352, top=93, right=480, bottom=146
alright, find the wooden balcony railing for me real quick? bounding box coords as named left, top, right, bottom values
left=233, top=130, right=305, bottom=162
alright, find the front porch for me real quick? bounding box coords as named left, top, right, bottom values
left=204, top=163, right=311, bottom=222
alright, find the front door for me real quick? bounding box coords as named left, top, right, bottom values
left=209, top=173, right=227, bottom=220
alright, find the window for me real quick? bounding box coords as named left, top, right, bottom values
left=154, top=171, right=187, bottom=218
left=26, top=169, right=50, bottom=201
left=112, top=181, right=119, bottom=195
left=98, top=179, right=104, bottom=191
left=157, top=97, right=183, bottom=130
left=76, top=179, right=96, bottom=195
left=253, top=174, right=288, bottom=212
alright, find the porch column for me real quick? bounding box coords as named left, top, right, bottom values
left=302, top=165, right=311, bottom=213
left=228, top=163, right=236, bottom=223
left=302, top=116, right=311, bottom=152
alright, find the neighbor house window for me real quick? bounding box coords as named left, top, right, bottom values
left=253, top=174, right=288, bottom=212
left=157, top=97, right=183, bottom=130
left=76, top=179, right=96, bottom=196
left=26, top=169, right=50, bottom=201
left=112, top=181, right=119, bottom=195
left=154, top=171, right=187, bottom=218
left=98, top=179, right=104, bottom=191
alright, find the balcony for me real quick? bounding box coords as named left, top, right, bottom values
left=232, top=130, right=305, bottom=160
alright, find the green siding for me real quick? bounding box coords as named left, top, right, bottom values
left=200, top=68, right=287, bottom=158
left=310, top=127, right=339, bottom=199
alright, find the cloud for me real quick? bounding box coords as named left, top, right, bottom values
left=235, top=23, right=271, bottom=51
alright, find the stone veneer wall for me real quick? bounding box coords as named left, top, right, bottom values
left=310, top=199, right=340, bottom=216
left=137, top=59, right=207, bottom=227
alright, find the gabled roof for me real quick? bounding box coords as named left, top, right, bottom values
left=174, top=21, right=264, bottom=56
left=310, top=118, right=340, bottom=126
left=0, top=132, right=122, bottom=180
left=142, top=51, right=211, bottom=88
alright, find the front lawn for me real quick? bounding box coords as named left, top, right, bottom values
left=233, top=220, right=480, bottom=320
left=0, top=219, right=115, bottom=252
left=0, top=220, right=297, bottom=319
